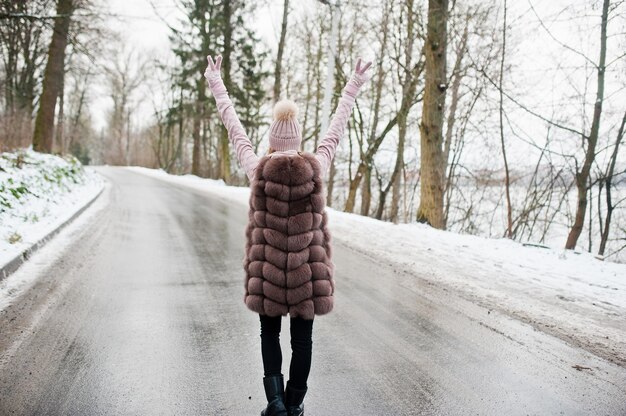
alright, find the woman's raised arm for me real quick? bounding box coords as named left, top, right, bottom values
left=315, top=57, right=373, bottom=175
left=205, top=55, right=259, bottom=182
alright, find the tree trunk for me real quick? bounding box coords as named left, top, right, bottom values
left=390, top=120, right=406, bottom=223
left=192, top=104, right=201, bottom=176
left=343, top=116, right=398, bottom=213
left=219, top=0, right=233, bottom=183
left=69, top=67, right=91, bottom=153
left=54, top=68, right=65, bottom=153
left=375, top=176, right=390, bottom=220
left=125, top=107, right=131, bottom=165
left=273, top=0, right=289, bottom=103
left=565, top=0, right=609, bottom=250
left=499, top=0, right=513, bottom=238
left=390, top=0, right=416, bottom=223
left=192, top=80, right=204, bottom=176
left=416, top=0, right=448, bottom=229
left=360, top=166, right=371, bottom=216
left=176, top=88, right=184, bottom=173
left=313, top=20, right=323, bottom=150
left=443, top=21, right=467, bottom=166
left=442, top=17, right=468, bottom=226
left=598, top=112, right=625, bottom=255
left=32, top=0, right=73, bottom=153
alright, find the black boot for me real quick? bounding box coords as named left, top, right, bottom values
left=260, top=374, right=287, bottom=416
left=285, top=380, right=307, bottom=416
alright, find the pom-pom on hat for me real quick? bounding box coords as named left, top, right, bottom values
left=269, top=99, right=302, bottom=151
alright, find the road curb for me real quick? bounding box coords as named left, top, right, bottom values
left=0, top=181, right=105, bottom=282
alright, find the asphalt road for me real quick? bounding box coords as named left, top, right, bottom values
left=0, top=167, right=625, bottom=416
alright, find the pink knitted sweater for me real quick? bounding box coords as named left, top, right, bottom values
left=206, top=76, right=364, bottom=182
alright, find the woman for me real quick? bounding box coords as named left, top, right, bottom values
left=205, top=54, right=372, bottom=416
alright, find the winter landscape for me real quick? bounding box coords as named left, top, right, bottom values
left=1, top=0, right=625, bottom=415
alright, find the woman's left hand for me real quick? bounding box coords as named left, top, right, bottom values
left=204, top=55, right=223, bottom=81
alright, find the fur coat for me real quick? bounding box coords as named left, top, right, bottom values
left=242, top=151, right=335, bottom=320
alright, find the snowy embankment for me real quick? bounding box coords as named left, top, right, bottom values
left=130, top=166, right=626, bottom=366
left=0, top=149, right=104, bottom=275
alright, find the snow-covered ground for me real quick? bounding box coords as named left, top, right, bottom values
left=0, top=149, right=104, bottom=271
left=130, top=166, right=626, bottom=366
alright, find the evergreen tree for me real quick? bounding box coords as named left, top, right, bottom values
left=168, top=0, right=269, bottom=180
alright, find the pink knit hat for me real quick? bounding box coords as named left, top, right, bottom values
left=269, top=99, right=302, bottom=151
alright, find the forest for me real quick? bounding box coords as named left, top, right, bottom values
left=1, top=0, right=625, bottom=261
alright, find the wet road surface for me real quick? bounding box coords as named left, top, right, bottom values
left=0, top=166, right=625, bottom=415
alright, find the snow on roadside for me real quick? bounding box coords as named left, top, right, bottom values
left=130, top=166, right=626, bottom=365
left=328, top=209, right=626, bottom=365
left=0, top=148, right=104, bottom=270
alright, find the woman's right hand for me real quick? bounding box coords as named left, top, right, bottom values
left=204, top=55, right=223, bottom=81
left=350, top=57, right=373, bottom=88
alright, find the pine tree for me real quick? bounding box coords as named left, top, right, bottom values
left=168, top=0, right=269, bottom=180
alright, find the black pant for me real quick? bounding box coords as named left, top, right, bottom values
left=259, top=314, right=314, bottom=390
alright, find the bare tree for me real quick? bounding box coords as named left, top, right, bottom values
left=64, top=62, right=92, bottom=156
left=598, top=112, right=625, bottom=255
left=565, top=0, right=610, bottom=249
left=104, top=47, right=147, bottom=165
left=416, top=0, right=449, bottom=228
left=149, top=65, right=185, bottom=174
left=273, top=0, right=289, bottom=103
left=382, top=0, right=424, bottom=223
left=443, top=5, right=487, bottom=227
left=498, top=0, right=513, bottom=238
left=342, top=0, right=393, bottom=213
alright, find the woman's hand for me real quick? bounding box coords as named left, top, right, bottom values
left=350, top=57, right=373, bottom=88
left=204, top=55, right=223, bottom=81
left=355, top=57, right=373, bottom=76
